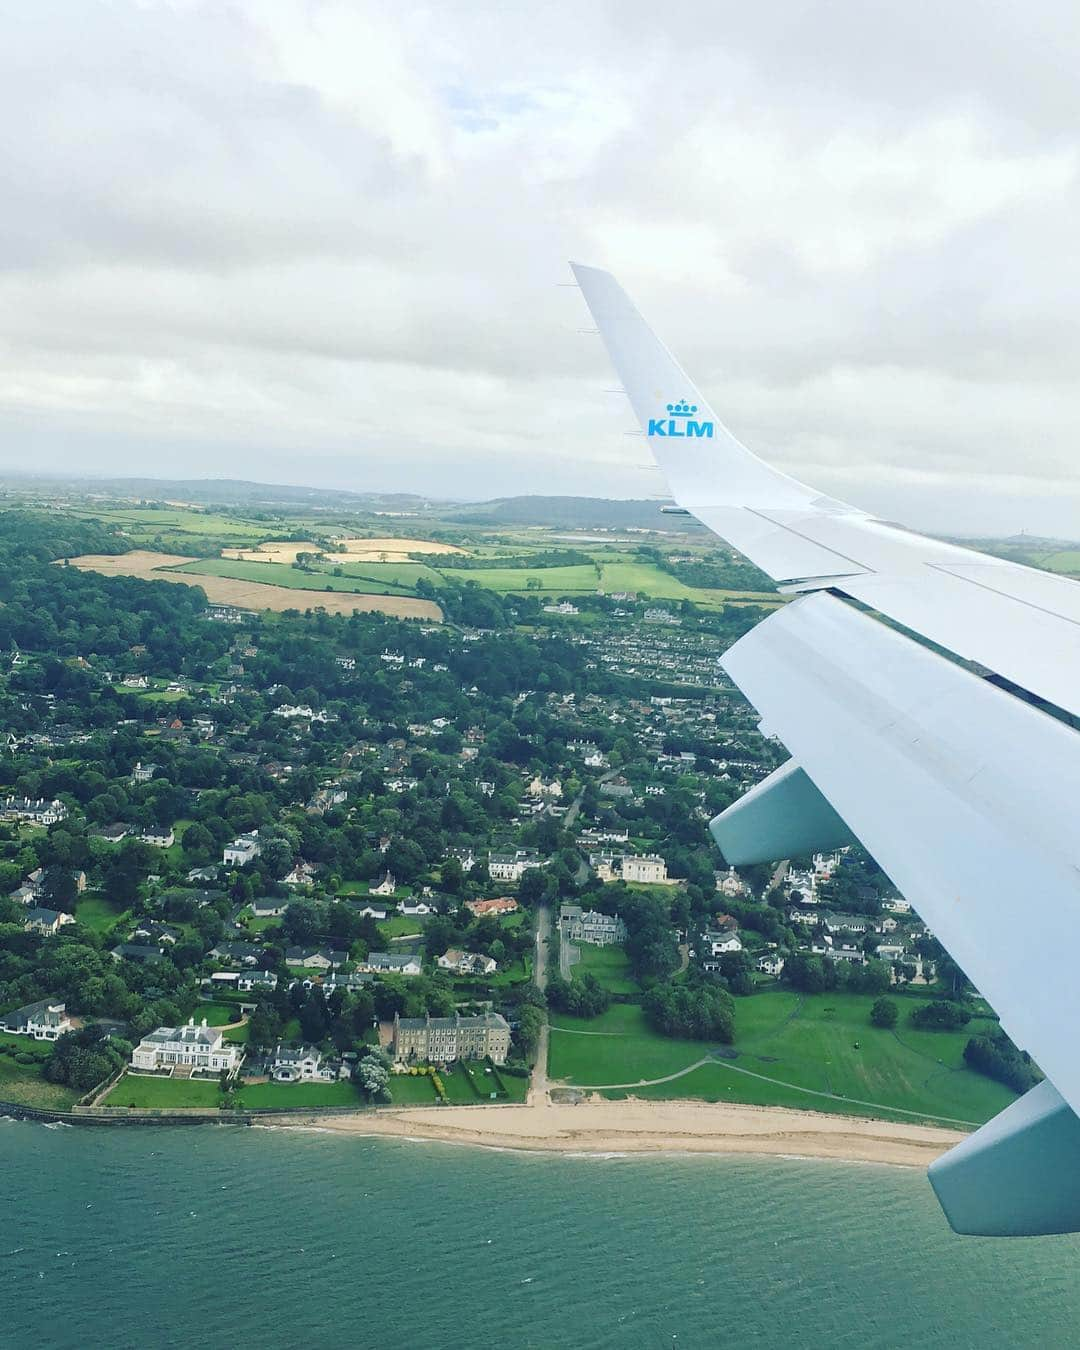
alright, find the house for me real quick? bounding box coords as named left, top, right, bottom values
left=281, top=862, right=316, bottom=888
left=875, top=942, right=908, bottom=963
left=621, top=854, right=670, bottom=885
left=97, top=823, right=130, bottom=843
left=599, top=777, right=634, bottom=799
left=358, top=952, right=422, bottom=976
left=237, top=971, right=278, bottom=992
left=436, top=949, right=498, bottom=976
left=223, top=831, right=262, bottom=866
left=285, top=946, right=347, bottom=970
left=465, top=896, right=519, bottom=919
left=24, top=907, right=76, bottom=937
left=448, top=847, right=477, bottom=872
left=371, top=872, right=397, bottom=896
left=716, top=867, right=746, bottom=898
left=347, top=901, right=389, bottom=920
left=0, top=797, right=68, bottom=826
left=756, top=953, right=786, bottom=977
left=210, top=941, right=266, bottom=967
left=526, top=776, right=563, bottom=800
left=392, top=1010, right=511, bottom=1064
left=131, top=1018, right=241, bottom=1075
left=131, top=761, right=158, bottom=783
left=0, top=998, right=72, bottom=1040
left=140, top=827, right=175, bottom=849
left=823, top=912, right=876, bottom=935
left=488, top=850, right=544, bottom=883
left=187, top=865, right=220, bottom=883
left=559, top=904, right=627, bottom=947
left=110, top=942, right=165, bottom=964
left=701, top=929, right=743, bottom=956
left=131, top=920, right=180, bottom=945
left=397, top=898, right=435, bottom=917
left=250, top=898, right=287, bottom=919
left=270, top=1044, right=345, bottom=1083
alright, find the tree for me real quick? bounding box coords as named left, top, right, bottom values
left=356, top=1049, right=391, bottom=1102
left=519, top=868, right=552, bottom=907
left=248, top=1001, right=282, bottom=1048
left=911, top=1000, right=971, bottom=1031
left=642, top=981, right=735, bottom=1042
left=440, top=856, right=465, bottom=895
left=870, top=996, right=898, bottom=1029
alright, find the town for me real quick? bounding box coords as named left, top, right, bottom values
left=0, top=495, right=1033, bottom=1124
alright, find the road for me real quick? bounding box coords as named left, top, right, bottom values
left=529, top=903, right=552, bottom=1105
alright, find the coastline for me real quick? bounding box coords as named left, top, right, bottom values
left=264, top=1098, right=963, bottom=1168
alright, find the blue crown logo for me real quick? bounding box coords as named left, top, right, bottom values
left=666, top=400, right=697, bottom=417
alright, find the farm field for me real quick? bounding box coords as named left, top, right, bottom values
left=548, top=991, right=1017, bottom=1127
left=171, top=557, right=417, bottom=597
left=61, top=552, right=443, bottom=621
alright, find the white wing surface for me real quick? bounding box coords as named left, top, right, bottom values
left=572, top=261, right=1080, bottom=1236
left=572, top=263, right=1080, bottom=722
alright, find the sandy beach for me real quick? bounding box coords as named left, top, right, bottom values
left=267, top=1098, right=963, bottom=1168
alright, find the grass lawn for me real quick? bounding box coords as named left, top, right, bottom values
left=378, top=915, right=425, bottom=939
left=389, top=1073, right=438, bottom=1104
left=549, top=991, right=1017, bottom=1127
left=102, top=1073, right=222, bottom=1109
left=74, top=892, right=130, bottom=936
left=571, top=944, right=640, bottom=995
left=0, top=1057, right=81, bottom=1110
left=240, top=1079, right=363, bottom=1109
left=196, top=1002, right=244, bottom=1027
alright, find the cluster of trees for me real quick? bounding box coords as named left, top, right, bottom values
left=870, top=996, right=899, bottom=1028
left=546, top=971, right=610, bottom=1018
left=43, top=1025, right=132, bottom=1091
left=781, top=953, right=892, bottom=995
left=963, top=1031, right=1040, bottom=1095
left=642, top=979, right=735, bottom=1042
left=910, top=1000, right=971, bottom=1031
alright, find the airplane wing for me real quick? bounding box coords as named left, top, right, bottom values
left=572, top=261, right=1080, bottom=1237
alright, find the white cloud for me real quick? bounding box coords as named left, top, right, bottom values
left=2, top=0, right=1080, bottom=533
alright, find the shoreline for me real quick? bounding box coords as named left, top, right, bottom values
left=263, top=1098, right=963, bottom=1168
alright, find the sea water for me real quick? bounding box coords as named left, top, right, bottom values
left=1, top=1119, right=1078, bottom=1349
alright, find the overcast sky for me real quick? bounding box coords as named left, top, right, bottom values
left=5, top=1, right=1080, bottom=534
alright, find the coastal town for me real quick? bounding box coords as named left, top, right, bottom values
left=0, top=495, right=1031, bottom=1132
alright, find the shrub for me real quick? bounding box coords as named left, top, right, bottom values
left=870, top=997, right=898, bottom=1029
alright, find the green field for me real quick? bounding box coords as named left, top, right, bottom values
left=74, top=893, right=130, bottom=935
left=570, top=943, right=640, bottom=994
left=102, top=1073, right=222, bottom=1108
left=454, top=563, right=601, bottom=594
left=170, top=558, right=417, bottom=596
left=240, top=1079, right=363, bottom=1109
left=548, top=992, right=1016, bottom=1127
left=74, top=506, right=273, bottom=544
left=389, top=1072, right=439, bottom=1104
left=196, top=1002, right=245, bottom=1027
left=0, top=1035, right=81, bottom=1109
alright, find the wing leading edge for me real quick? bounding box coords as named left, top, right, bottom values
left=572, top=261, right=1080, bottom=1235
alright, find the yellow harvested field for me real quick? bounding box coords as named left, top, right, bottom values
left=60, top=552, right=443, bottom=621
left=327, top=536, right=467, bottom=561
left=220, top=537, right=467, bottom=564
left=221, top=541, right=323, bottom=563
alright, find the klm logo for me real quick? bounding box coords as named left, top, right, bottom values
left=648, top=399, right=714, bottom=439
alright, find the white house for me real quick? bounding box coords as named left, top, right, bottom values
left=397, top=898, right=435, bottom=917
left=436, top=949, right=498, bottom=976
left=756, top=953, right=785, bottom=977
left=270, top=1044, right=344, bottom=1083
left=140, top=827, right=175, bottom=849
left=0, top=998, right=73, bottom=1040
left=358, top=952, right=422, bottom=976
left=131, top=761, right=158, bottom=783
left=371, top=872, right=397, bottom=896
left=349, top=901, right=389, bottom=920
left=131, top=1019, right=241, bottom=1075
left=488, top=850, right=544, bottom=883
left=702, top=929, right=743, bottom=956
left=223, top=831, right=262, bottom=866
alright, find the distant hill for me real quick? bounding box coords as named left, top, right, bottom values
left=443, top=496, right=679, bottom=529
left=0, top=475, right=442, bottom=512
